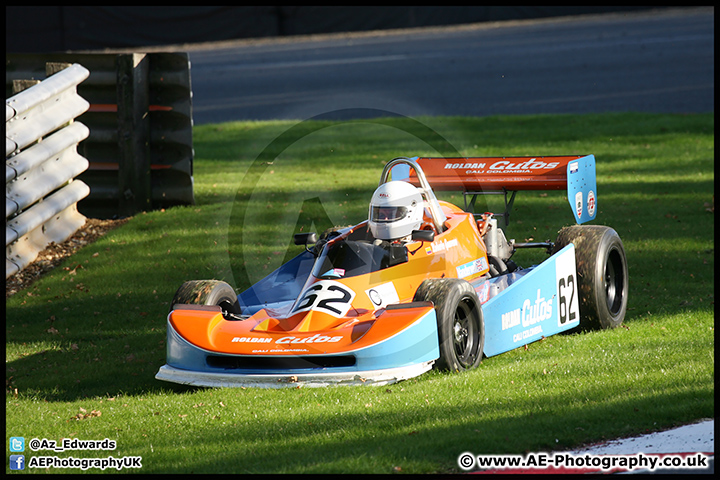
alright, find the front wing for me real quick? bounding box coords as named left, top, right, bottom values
left=156, top=304, right=439, bottom=388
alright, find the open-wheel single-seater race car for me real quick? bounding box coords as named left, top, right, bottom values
left=156, top=156, right=628, bottom=388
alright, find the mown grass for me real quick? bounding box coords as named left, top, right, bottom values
left=5, top=113, right=713, bottom=474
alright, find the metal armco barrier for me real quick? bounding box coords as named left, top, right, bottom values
left=6, top=53, right=195, bottom=219
left=6, top=64, right=91, bottom=278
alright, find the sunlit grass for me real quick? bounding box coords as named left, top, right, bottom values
left=6, top=113, right=713, bottom=474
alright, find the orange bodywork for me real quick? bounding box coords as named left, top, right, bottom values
left=169, top=201, right=489, bottom=356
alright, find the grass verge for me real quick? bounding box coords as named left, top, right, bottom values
left=6, top=113, right=714, bottom=474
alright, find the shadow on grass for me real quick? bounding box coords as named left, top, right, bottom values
left=128, top=382, right=713, bottom=474
left=6, top=305, right=166, bottom=401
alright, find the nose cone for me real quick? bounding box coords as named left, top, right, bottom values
left=280, top=307, right=355, bottom=333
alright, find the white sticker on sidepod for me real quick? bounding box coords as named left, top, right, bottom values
left=554, top=246, right=580, bottom=328
left=456, top=257, right=489, bottom=279
left=365, top=282, right=400, bottom=309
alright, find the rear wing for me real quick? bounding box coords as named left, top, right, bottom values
left=393, top=155, right=597, bottom=225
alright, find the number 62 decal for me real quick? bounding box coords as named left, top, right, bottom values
left=555, top=245, right=580, bottom=327
left=292, top=280, right=356, bottom=318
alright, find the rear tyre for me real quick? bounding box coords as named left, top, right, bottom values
left=553, top=225, right=628, bottom=330
left=171, top=280, right=241, bottom=315
left=414, top=278, right=484, bottom=372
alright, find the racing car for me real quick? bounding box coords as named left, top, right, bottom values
left=156, top=156, right=628, bottom=388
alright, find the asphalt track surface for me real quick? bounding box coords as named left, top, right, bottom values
left=186, top=7, right=714, bottom=124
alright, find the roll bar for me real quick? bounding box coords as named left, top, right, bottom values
left=379, top=157, right=447, bottom=234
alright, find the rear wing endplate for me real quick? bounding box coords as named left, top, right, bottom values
left=393, top=155, right=597, bottom=224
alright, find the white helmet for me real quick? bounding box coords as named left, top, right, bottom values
left=368, top=181, right=424, bottom=240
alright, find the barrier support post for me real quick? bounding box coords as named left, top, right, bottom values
left=116, top=53, right=151, bottom=216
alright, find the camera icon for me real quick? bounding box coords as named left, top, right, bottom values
left=10, top=437, right=25, bottom=452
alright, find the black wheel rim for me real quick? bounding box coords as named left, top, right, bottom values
left=452, top=300, right=479, bottom=368
left=604, top=248, right=625, bottom=316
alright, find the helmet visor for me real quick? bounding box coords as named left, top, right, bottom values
left=371, top=205, right=408, bottom=223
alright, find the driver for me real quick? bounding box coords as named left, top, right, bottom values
left=368, top=181, right=424, bottom=242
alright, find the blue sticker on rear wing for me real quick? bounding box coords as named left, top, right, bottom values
left=481, top=244, right=580, bottom=357
left=567, top=154, right=597, bottom=224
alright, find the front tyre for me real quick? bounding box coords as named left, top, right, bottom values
left=171, top=280, right=241, bottom=316
left=414, top=278, right=484, bottom=372
left=553, top=225, right=628, bottom=330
